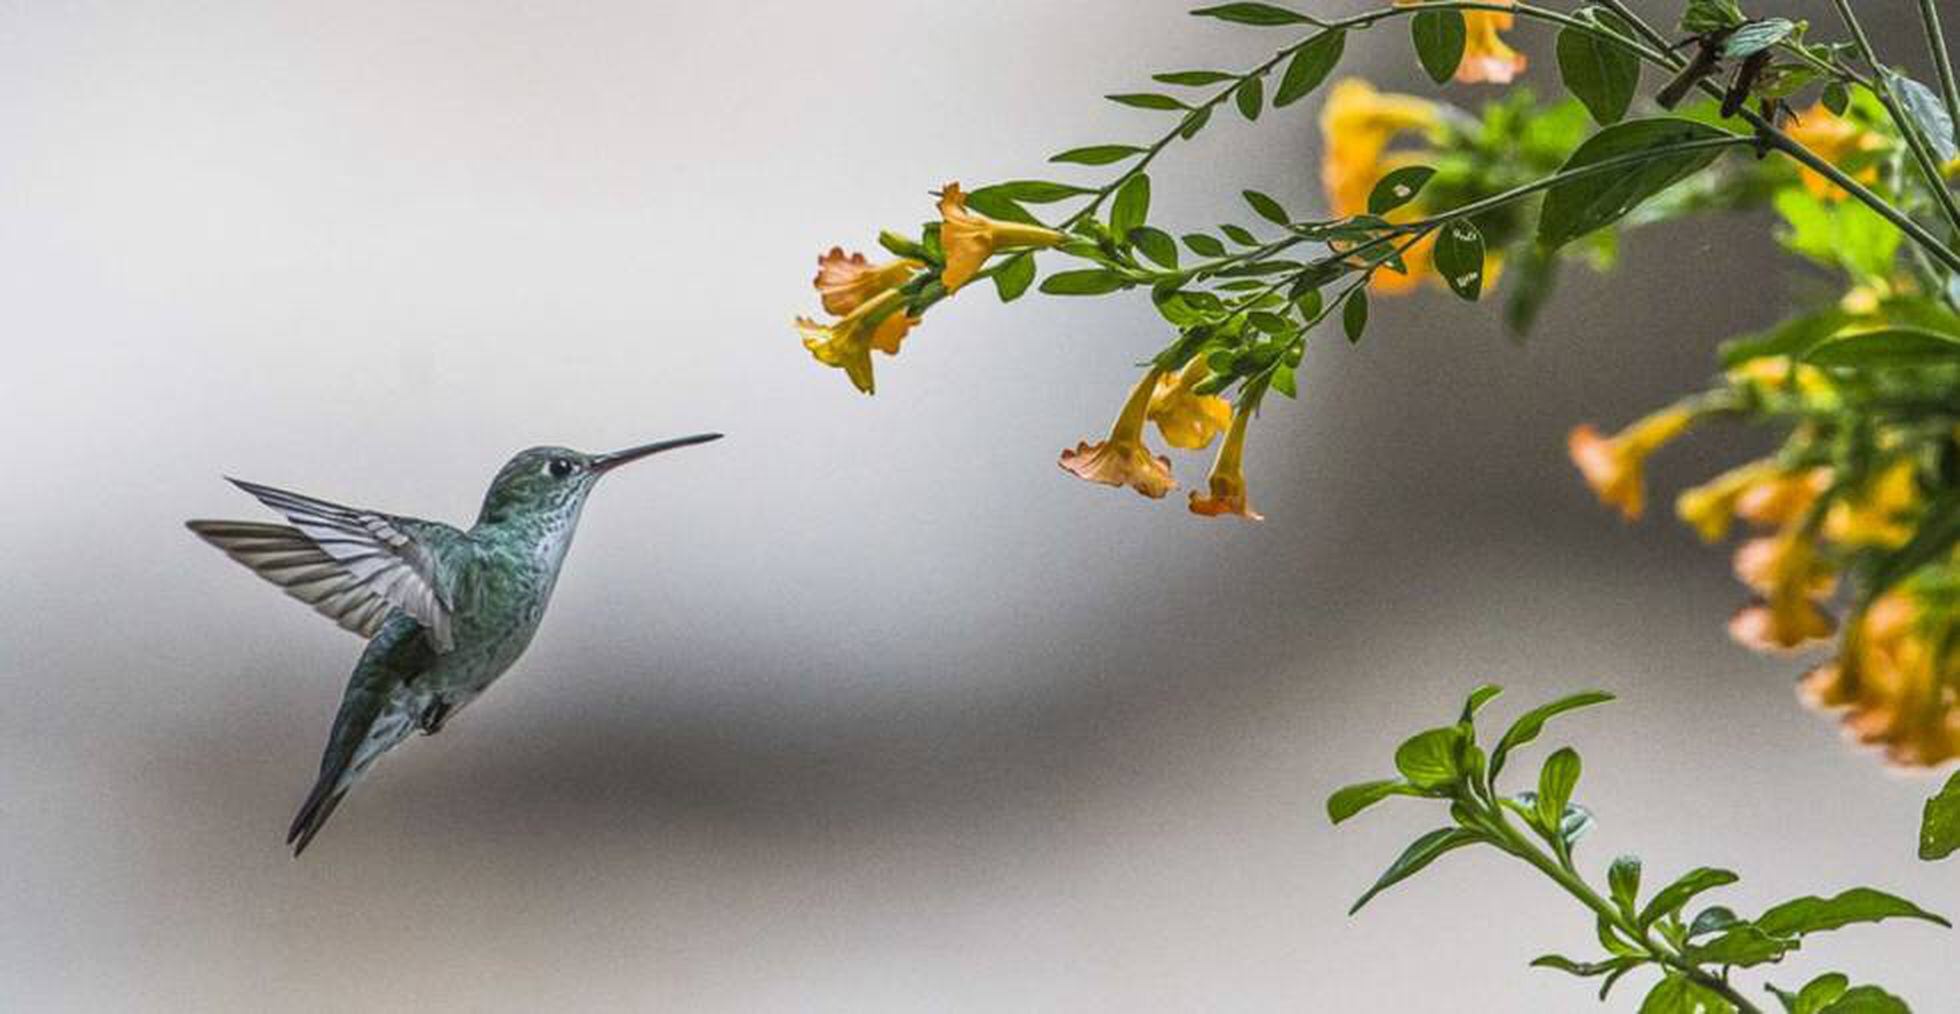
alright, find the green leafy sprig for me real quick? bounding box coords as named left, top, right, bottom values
left=1330, top=686, right=1951, bottom=1013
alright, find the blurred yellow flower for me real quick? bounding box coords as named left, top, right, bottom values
left=1728, top=530, right=1837, bottom=652
left=1733, top=467, right=1830, bottom=529
left=1189, top=397, right=1264, bottom=521
left=1459, top=5, right=1528, bottom=84
left=938, top=182, right=1064, bottom=294
left=1148, top=359, right=1233, bottom=450
left=1320, top=79, right=1443, bottom=220
left=1566, top=406, right=1694, bottom=521
left=1824, top=458, right=1919, bottom=548
left=1676, top=460, right=1779, bottom=543
left=1728, top=356, right=1835, bottom=402
left=795, top=289, right=917, bottom=395
left=1390, top=1, right=1524, bottom=83
left=1060, top=368, right=1179, bottom=498
left=1784, top=102, right=1885, bottom=201
left=814, top=247, right=922, bottom=316
left=1801, top=591, right=1960, bottom=767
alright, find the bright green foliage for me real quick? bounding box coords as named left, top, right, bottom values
left=1921, top=773, right=1960, bottom=861
left=1329, top=687, right=1946, bottom=1013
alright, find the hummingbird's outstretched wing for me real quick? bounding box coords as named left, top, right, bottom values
left=187, top=479, right=469, bottom=651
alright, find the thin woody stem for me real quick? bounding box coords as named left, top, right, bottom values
left=1920, top=0, right=1960, bottom=138
left=1830, top=0, right=1960, bottom=238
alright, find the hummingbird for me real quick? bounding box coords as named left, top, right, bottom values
left=187, top=434, right=723, bottom=856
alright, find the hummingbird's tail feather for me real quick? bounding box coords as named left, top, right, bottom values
left=287, top=779, right=350, bottom=857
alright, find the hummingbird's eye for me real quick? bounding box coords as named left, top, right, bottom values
left=547, top=458, right=576, bottom=479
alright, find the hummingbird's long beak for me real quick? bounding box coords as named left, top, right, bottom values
left=591, top=433, right=723, bottom=474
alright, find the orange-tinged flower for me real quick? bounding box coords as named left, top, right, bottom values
left=1389, top=1, right=1524, bottom=83
left=1727, top=530, right=1837, bottom=652
left=1060, top=367, right=1178, bottom=499
left=1784, top=102, right=1886, bottom=201
left=1801, top=591, right=1960, bottom=767
left=814, top=247, right=922, bottom=316
left=938, top=183, right=1064, bottom=294
left=1824, top=458, right=1919, bottom=548
left=1567, top=406, right=1694, bottom=521
left=1320, top=79, right=1444, bottom=220
left=1733, top=467, right=1830, bottom=529
left=1676, top=460, right=1779, bottom=543
left=1148, top=359, right=1233, bottom=450
left=795, top=290, right=918, bottom=395
left=1460, top=7, right=1528, bottom=83
left=1189, top=396, right=1264, bottom=521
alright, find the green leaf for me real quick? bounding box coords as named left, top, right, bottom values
left=1538, top=118, right=1735, bottom=250
left=1536, top=748, right=1581, bottom=833
left=1393, top=726, right=1464, bottom=790
left=1640, top=972, right=1737, bottom=1013
left=1460, top=684, right=1503, bottom=724
left=1772, top=972, right=1848, bottom=1014
left=1921, top=771, right=1960, bottom=861
left=1342, top=288, right=1369, bottom=343
left=1220, top=223, right=1259, bottom=245
left=1039, top=269, right=1128, bottom=296
left=1347, top=827, right=1479, bottom=915
left=1557, top=8, right=1642, bottom=126
left=1489, top=691, right=1614, bottom=780
left=1755, top=888, right=1950, bottom=937
left=1433, top=219, right=1486, bottom=301
left=962, top=189, right=1043, bottom=226
left=1689, top=906, right=1741, bottom=938
left=1327, top=778, right=1422, bottom=823
left=1235, top=76, right=1264, bottom=120
left=1367, top=165, right=1436, bottom=215
left=1889, top=70, right=1959, bottom=162
left=1275, top=30, right=1346, bottom=107
left=1242, top=189, right=1291, bottom=226
left=1609, top=855, right=1643, bottom=920
left=1822, top=82, right=1850, bottom=117
left=1110, top=174, right=1153, bottom=240
left=1131, top=226, right=1179, bottom=269
left=1153, top=69, right=1238, bottom=86
left=1816, top=985, right=1910, bottom=1014
left=1722, top=18, right=1795, bottom=59
left=1051, top=144, right=1146, bottom=166
left=1638, top=868, right=1739, bottom=929
left=1772, top=188, right=1902, bottom=281
left=1410, top=8, right=1466, bottom=85
left=1178, top=106, right=1214, bottom=140
left=1802, top=326, right=1960, bottom=369
left=1190, top=2, right=1313, bottom=26
left=1531, top=954, right=1638, bottom=978
left=970, top=180, right=1095, bottom=204
left=992, top=253, right=1036, bottom=303
left=1683, top=924, right=1795, bottom=968
left=1107, top=92, right=1189, bottom=111
left=1272, top=363, right=1298, bottom=398
left=1183, top=232, right=1227, bottom=257
left=1679, top=0, right=1744, bottom=34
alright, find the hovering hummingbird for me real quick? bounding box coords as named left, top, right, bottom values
left=187, top=434, right=723, bottom=855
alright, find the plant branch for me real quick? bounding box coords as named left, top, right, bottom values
left=1917, top=0, right=1960, bottom=147
left=1831, top=0, right=1960, bottom=238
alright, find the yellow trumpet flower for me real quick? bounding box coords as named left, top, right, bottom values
left=1566, top=406, right=1694, bottom=521
left=795, top=289, right=917, bottom=395
left=1059, top=367, right=1179, bottom=499
left=1148, top=359, right=1233, bottom=450
left=814, top=247, right=922, bottom=316
left=1189, top=396, right=1264, bottom=521
left=938, top=183, right=1064, bottom=294
left=1801, top=591, right=1960, bottom=767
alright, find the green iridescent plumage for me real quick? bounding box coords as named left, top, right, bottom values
left=188, top=434, right=721, bottom=855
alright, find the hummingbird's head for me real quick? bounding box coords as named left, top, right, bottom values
left=476, top=434, right=722, bottom=526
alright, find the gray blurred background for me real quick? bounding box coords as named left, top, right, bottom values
left=4, top=1, right=1953, bottom=1010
